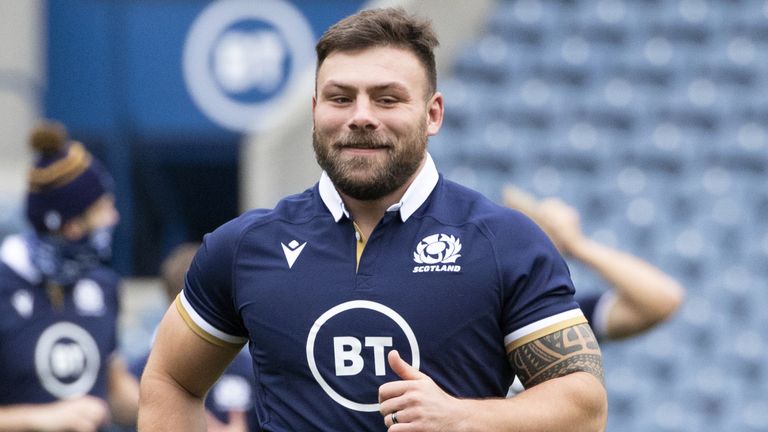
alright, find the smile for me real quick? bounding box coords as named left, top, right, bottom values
left=337, top=144, right=391, bottom=156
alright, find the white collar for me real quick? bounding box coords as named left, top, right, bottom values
left=319, top=152, right=439, bottom=223
left=0, top=235, right=42, bottom=284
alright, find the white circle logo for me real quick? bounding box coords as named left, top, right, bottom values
left=35, top=322, right=101, bottom=398
left=306, top=300, right=420, bottom=412
left=182, top=0, right=315, bottom=132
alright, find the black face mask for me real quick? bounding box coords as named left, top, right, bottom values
left=26, top=224, right=115, bottom=286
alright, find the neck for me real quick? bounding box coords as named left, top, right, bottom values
left=340, top=157, right=426, bottom=239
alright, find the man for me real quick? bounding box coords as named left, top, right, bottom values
left=139, top=8, right=607, bottom=431
left=503, top=186, right=685, bottom=394
left=0, top=120, right=138, bottom=431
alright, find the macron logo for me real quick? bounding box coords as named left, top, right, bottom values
left=281, top=240, right=307, bottom=269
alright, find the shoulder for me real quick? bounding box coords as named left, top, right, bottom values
left=209, top=186, right=322, bottom=242
left=193, top=186, right=325, bottom=275
left=426, top=178, right=565, bottom=282
left=428, top=178, right=543, bottom=241
left=0, top=235, right=40, bottom=289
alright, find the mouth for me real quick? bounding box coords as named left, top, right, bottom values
left=339, top=142, right=388, bottom=148
left=335, top=138, right=392, bottom=153
left=335, top=139, right=391, bottom=149
left=337, top=146, right=389, bottom=158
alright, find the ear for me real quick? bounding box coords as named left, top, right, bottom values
left=426, top=91, right=444, bottom=136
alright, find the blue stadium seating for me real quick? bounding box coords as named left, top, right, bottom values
left=438, top=1, right=768, bottom=429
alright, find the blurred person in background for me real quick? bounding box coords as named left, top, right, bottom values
left=503, top=185, right=685, bottom=394
left=0, top=120, right=138, bottom=431
left=130, top=242, right=256, bottom=432
left=140, top=7, right=606, bottom=431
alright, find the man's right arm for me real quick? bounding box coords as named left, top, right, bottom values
left=138, top=303, right=242, bottom=432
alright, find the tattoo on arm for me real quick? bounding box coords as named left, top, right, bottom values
left=509, top=323, right=604, bottom=388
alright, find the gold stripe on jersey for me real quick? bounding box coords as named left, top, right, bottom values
left=174, top=295, right=245, bottom=349
left=353, top=221, right=367, bottom=272
left=505, top=315, right=588, bottom=353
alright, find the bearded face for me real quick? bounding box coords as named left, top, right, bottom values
left=312, top=47, right=443, bottom=201
left=313, top=118, right=427, bottom=201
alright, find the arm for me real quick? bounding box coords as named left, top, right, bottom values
left=138, top=304, right=243, bottom=432
left=503, top=186, right=685, bottom=340
left=0, top=397, right=109, bottom=432
left=378, top=323, right=607, bottom=431
left=567, top=234, right=685, bottom=339
left=107, top=355, right=140, bottom=427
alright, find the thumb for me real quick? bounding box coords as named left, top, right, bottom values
left=227, top=410, right=248, bottom=431
left=205, top=411, right=226, bottom=432
left=388, top=350, right=426, bottom=381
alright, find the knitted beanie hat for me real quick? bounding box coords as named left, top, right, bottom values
left=25, top=120, right=114, bottom=233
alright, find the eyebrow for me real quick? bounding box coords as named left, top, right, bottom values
left=321, top=80, right=411, bottom=95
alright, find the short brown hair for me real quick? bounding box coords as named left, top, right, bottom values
left=160, top=242, right=200, bottom=301
left=315, top=7, right=439, bottom=95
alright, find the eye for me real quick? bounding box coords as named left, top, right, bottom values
left=329, top=95, right=352, bottom=104
left=378, top=96, right=399, bottom=105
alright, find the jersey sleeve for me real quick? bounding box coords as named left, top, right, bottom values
left=175, top=220, right=249, bottom=348
left=497, top=211, right=587, bottom=352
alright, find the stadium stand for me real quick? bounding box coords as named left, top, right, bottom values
left=4, top=1, right=765, bottom=430
left=432, top=0, right=768, bottom=430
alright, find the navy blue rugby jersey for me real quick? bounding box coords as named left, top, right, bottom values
left=0, top=235, right=119, bottom=404
left=179, top=154, right=586, bottom=430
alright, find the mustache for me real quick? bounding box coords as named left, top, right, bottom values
left=334, top=132, right=392, bottom=149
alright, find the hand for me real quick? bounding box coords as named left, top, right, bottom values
left=533, top=198, right=586, bottom=256
left=378, top=350, right=465, bottom=431
left=502, top=185, right=586, bottom=256
left=33, top=396, right=110, bottom=432
left=206, top=410, right=249, bottom=432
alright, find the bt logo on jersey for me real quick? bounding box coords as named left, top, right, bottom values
left=35, top=322, right=101, bottom=398
left=306, top=301, right=420, bottom=412
left=50, top=342, right=87, bottom=379
left=334, top=336, right=393, bottom=376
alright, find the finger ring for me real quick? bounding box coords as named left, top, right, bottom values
left=391, top=411, right=399, bottom=424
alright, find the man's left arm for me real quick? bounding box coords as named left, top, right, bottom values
left=378, top=323, right=606, bottom=431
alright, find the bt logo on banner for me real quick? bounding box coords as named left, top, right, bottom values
left=183, top=0, right=314, bottom=132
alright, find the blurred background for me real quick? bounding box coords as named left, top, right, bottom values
left=1, top=0, right=767, bottom=430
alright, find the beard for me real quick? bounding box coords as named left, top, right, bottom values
left=313, top=123, right=427, bottom=201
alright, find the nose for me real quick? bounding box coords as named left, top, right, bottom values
left=347, top=98, right=380, bottom=131
left=100, top=198, right=120, bottom=228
